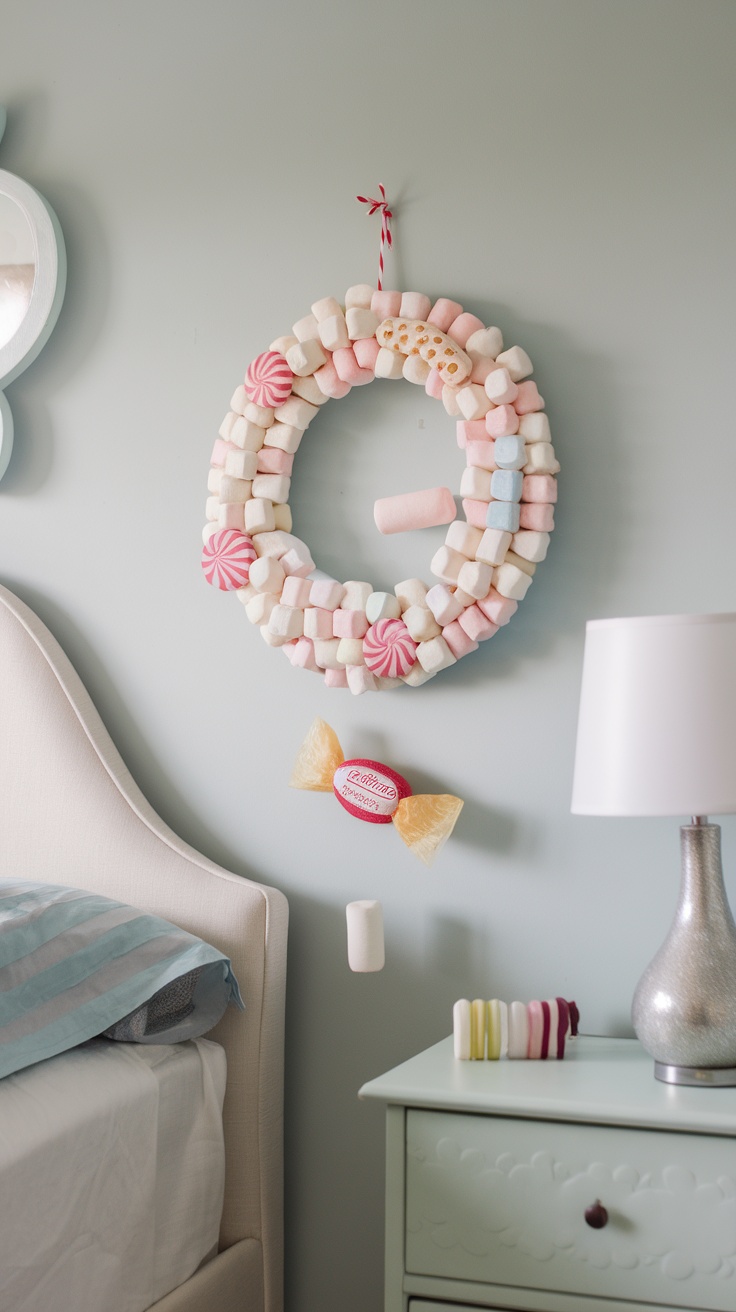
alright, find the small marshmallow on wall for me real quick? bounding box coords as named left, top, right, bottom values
left=346, top=900, right=385, bottom=972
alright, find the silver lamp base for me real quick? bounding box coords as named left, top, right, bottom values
left=632, top=822, right=736, bottom=1086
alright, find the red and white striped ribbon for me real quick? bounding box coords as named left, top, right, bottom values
left=356, top=184, right=393, bottom=291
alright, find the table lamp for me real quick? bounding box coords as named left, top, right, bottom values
left=571, top=613, right=736, bottom=1086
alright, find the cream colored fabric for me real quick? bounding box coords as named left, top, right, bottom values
left=0, top=585, right=288, bottom=1312
left=150, top=1241, right=264, bottom=1311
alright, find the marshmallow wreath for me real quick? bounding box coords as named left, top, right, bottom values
left=203, top=286, right=559, bottom=694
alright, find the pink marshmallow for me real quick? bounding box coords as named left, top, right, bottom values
left=427, top=298, right=463, bottom=332
left=462, top=498, right=489, bottom=529
left=374, top=486, right=456, bottom=535
left=426, top=584, right=464, bottom=626
left=314, top=359, right=352, bottom=399
left=281, top=641, right=299, bottom=664
left=470, top=356, right=500, bottom=386
left=353, top=336, right=380, bottom=372
left=466, top=440, right=496, bottom=471
left=484, top=367, right=519, bottom=406
left=522, top=474, right=558, bottom=504
left=442, top=620, right=479, bottom=659
left=400, top=291, right=432, bottom=320
left=303, top=607, right=334, bottom=641
left=456, top=419, right=488, bottom=449
left=257, top=447, right=294, bottom=475
left=527, top=1000, right=544, bottom=1059
left=459, top=605, right=499, bottom=642
left=211, top=438, right=236, bottom=467
left=371, top=289, right=402, bottom=318
left=281, top=576, right=312, bottom=608
left=477, top=587, right=518, bottom=626
left=310, top=579, right=345, bottom=610
left=514, top=380, right=545, bottom=414
left=333, top=346, right=374, bottom=385
left=520, top=502, right=555, bottom=531
left=324, top=667, right=348, bottom=688
left=292, top=637, right=319, bottom=671
left=424, top=369, right=444, bottom=400
left=333, top=608, right=369, bottom=639
left=485, top=405, right=520, bottom=437
left=447, top=312, right=485, bottom=348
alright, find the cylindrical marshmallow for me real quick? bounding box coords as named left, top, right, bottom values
left=453, top=999, right=472, bottom=1060
left=507, top=1000, right=529, bottom=1059
left=374, top=486, right=456, bottom=536
left=346, top=900, right=385, bottom=972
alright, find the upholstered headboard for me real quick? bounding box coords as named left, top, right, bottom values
left=0, top=584, right=288, bottom=1311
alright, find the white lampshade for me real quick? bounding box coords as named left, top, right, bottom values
left=571, top=613, right=736, bottom=817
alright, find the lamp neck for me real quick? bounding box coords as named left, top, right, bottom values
left=678, top=822, right=735, bottom=927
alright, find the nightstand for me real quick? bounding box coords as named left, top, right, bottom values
left=359, top=1035, right=736, bottom=1312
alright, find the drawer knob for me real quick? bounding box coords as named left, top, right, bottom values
left=584, top=1199, right=609, bottom=1229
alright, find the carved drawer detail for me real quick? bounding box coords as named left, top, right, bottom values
left=406, top=1110, right=736, bottom=1310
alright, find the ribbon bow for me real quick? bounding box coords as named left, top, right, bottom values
left=356, top=184, right=393, bottom=291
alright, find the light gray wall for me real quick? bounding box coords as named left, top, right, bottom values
left=2, top=2, right=735, bottom=1309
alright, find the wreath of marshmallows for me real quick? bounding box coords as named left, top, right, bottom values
left=202, top=285, right=559, bottom=695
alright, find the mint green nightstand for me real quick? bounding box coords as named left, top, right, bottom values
left=360, top=1035, right=736, bottom=1312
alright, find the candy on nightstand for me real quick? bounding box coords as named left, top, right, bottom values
left=453, top=997, right=579, bottom=1059
left=290, top=719, right=463, bottom=865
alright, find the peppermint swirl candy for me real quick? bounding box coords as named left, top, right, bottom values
left=363, top=618, right=417, bottom=678
left=244, top=351, right=293, bottom=409
left=202, top=529, right=256, bottom=590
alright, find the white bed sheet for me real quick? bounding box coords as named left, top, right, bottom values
left=0, top=1036, right=227, bottom=1312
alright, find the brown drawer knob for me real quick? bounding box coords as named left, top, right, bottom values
left=584, top=1199, right=609, bottom=1229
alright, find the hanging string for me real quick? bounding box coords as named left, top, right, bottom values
left=356, top=184, right=393, bottom=291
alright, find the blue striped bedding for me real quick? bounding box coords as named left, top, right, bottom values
left=0, top=879, right=243, bottom=1078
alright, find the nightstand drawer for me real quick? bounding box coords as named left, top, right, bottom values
left=406, top=1109, right=736, bottom=1311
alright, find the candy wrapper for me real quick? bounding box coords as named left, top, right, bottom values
left=290, top=718, right=464, bottom=866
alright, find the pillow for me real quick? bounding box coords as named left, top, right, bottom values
left=0, top=879, right=244, bottom=1079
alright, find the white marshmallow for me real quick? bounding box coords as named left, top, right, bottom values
left=374, top=347, right=404, bottom=379
left=218, top=502, right=245, bottom=531
left=395, top=578, right=429, bottom=611
left=523, top=442, right=560, bottom=475
left=219, top=473, right=250, bottom=502
left=207, top=468, right=222, bottom=495
left=263, top=422, right=304, bottom=454
left=245, top=592, right=278, bottom=626
left=291, top=374, right=329, bottom=406
left=403, top=605, right=441, bottom=642
left=445, top=521, right=483, bottom=558
left=269, top=334, right=298, bottom=354
left=251, top=473, right=291, bottom=503
left=261, top=626, right=289, bottom=648
left=292, top=314, right=320, bottom=342
left=512, top=530, right=550, bottom=563
left=286, top=338, right=328, bottom=377
left=484, top=367, right=519, bottom=405
left=243, top=399, right=274, bottom=427
left=268, top=605, right=304, bottom=640
left=274, top=396, right=320, bottom=429
left=366, top=591, right=401, bottom=623
left=340, top=580, right=373, bottom=610
left=426, top=584, right=464, bottom=626
left=496, top=345, right=533, bottom=381
left=253, top=530, right=298, bottom=558
left=202, top=521, right=221, bottom=544
left=225, top=449, right=257, bottom=481
left=311, top=296, right=342, bottom=322
left=318, top=313, right=350, bottom=353
left=459, top=467, right=492, bottom=501
left=346, top=901, right=385, bottom=971
left=457, top=559, right=493, bottom=600
left=218, top=411, right=238, bottom=441
left=244, top=498, right=276, bottom=534
left=281, top=543, right=315, bottom=577
left=346, top=307, right=380, bottom=340
left=505, top=549, right=536, bottom=577
left=430, top=545, right=465, bottom=585
left=476, top=528, right=512, bottom=566
left=453, top=999, right=472, bottom=1060
left=347, top=665, right=377, bottom=695
left=231, top=417, right=266, bottom=452
left=465, top=326, right=503, bottom=358
left=273, top=504, right=293, bottom=531
left=205, top=496, right=219, bottom=522
left=403, top=354, right=431, bottom=385
left=375, top=675, right=402, bottom=691
left=416, top=635, right=456, bottom=674
left=313, top=638, right=343, bottom=669
left=249, top=555, right=286, bottom=594
left=399, top=291, right=431, bottom=320
left=456, top=383, right=492, bottom=421
left=494, top=562, right=533, bottom=600
left=401, top=661, right=436, bottom=686
left=230, top=385, right=248, bottom=416
left=235, top=582, right=258, bottom=607
left=336, top=637, right=365, bottom=666
left=441, top=384, right=462, bottom=416
left=518, top=412, right=551, bottom=443
left=344, top=283, right=375, bottom=310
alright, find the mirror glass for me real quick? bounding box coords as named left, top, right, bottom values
left=0, top=191, right=35, bottom=350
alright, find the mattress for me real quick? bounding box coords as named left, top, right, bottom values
left=0, top=1036, right=227, bottom=1312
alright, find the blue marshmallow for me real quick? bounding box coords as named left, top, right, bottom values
left=490, top=468, right=524, bottom=503
left=493, top=435, right=527, bottom=470
left=486, top=500, right=521, bottom=532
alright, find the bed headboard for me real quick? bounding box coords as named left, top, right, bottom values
left=0, top=584, right=288, bottom=1310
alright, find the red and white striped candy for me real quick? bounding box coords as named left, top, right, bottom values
left=244, top=351, right=293, bottom=408
left=363, top=618, right=417, bottom=678
left=202, top=529, right=256, bottom=590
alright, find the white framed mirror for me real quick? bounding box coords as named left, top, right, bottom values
left=0, top=106, right=67, bottom=481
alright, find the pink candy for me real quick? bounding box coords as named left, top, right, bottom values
left=244, top=351, right=293, bottom=408
left=363, top=618, right=417, bottom=678
left=202, top=529, right=256, bottom=590
left=485, top=405, right=520, bottom=438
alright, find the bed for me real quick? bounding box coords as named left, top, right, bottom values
left=0, top=582, right=289, bottom=1312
